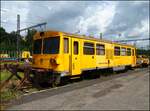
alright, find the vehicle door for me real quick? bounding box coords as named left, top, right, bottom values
left=71, top=38, right=81, bottom=75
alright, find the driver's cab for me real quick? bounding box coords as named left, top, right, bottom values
left=32, top=31, right=64, bottom=72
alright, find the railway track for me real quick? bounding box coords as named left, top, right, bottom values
left=6, top=67, right=149, bottom=107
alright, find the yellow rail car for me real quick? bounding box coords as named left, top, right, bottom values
left=32, top=30, right=136, bottom=85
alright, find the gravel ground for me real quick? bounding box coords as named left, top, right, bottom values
left=7, top=68, right=149, bottom=110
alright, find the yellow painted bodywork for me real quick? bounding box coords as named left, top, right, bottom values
left=32, top=31, right=136, bottom=76
left=21, top=51, right=32, bottom=59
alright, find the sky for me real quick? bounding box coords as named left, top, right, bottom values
left=1, top=1, right=149, bottom=49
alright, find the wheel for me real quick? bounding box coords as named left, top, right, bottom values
left=51, top=73, right=61, bottom=87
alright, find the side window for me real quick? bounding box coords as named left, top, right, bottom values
left=127, top=48, right=131, bottom=56
left=132, top=49, right=134, bottom=56
left=83, top=42, right=94, bottom=55
left=64, top=38, right=69, bottom=53
left=74, top=41, right=78, bottom=55
left=114, top=46, right=120, bottom=56
left=135, top=49, right=137, bottom=56
left=96, top=44, right=105, bottom=55
left=121, top=47, right=126, bottom=56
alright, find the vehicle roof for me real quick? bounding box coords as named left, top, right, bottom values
left=34, top=30, right=136, bottom=48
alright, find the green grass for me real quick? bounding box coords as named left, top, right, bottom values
left=0, top=61, right=24, bottom=65
left=0, top=61, right=34, bottom=110
left=1, top=89, right=19, bottom=101
left=0, top=70, right=11, bottom=81
left=0, top=62, right=33, bottom=110
left=0, top=70, right=24, bottom=109
left=0, top=70, right=24, bottom=82
left=0, top=88, right=22, bottom=110
left=0, top=61, right=29, bottom=82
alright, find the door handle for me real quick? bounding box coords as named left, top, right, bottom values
left=92, top=56, right=94, bottom=59
left=108, top=60, right=110, bottom=64
left=75, top=57, right=77, bottom=60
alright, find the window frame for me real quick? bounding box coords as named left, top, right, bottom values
left=96, top=43, right=105, bottom=55
left=132, top=49, right=135, bottom=56
left=43, top=37, right=60, bottom=54
left=121, top=47, right=126, bottom=56
left=114, top=46, right=120, bottom=56
left=33, top=39, right=42, bottom=54
left=83, top=42, right=95, bottom=55
left=127, top=48, right=131, bottom=56
left=74, top=41, right=79, bottom=55
left=64, top=38, right=69, bottom=54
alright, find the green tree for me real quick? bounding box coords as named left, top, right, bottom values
left=0, top=27, right=37, bottom=52
left=25, top=29, right=37, bottom=52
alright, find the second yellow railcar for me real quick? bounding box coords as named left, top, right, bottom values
left=136, top=55, right=149, bottom=67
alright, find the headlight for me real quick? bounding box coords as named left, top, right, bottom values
left=50, top=58, right=57, bottom=65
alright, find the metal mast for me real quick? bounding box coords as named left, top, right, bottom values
left=17, top=14, right=20, bottom=61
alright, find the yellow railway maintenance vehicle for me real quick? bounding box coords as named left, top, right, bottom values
left=136, top=55, right=149, bottom=67
left=21, top=51, right=32, bottom=61
left=21, top=51, right=31, bottom=59
left=32, top=30, right=136, bottom=85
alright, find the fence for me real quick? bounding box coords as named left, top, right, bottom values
left=0, top=50, right=25, bottom=58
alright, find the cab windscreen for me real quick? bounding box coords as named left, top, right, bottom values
left=33, top=39, right=42, bottom=54
left=43, top=37, right=60, bottom=54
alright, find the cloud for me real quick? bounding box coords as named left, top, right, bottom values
left=104, top=1, right=149, bottom=39
left=128, top=19, right=149, bottom=37
left=1, top=1, right=149, bottom=48
left=26, top=1, right=109, bottom=33
left=1, top=1, right=29, bottom=32
left=75, top=2, right=116, bottom=37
